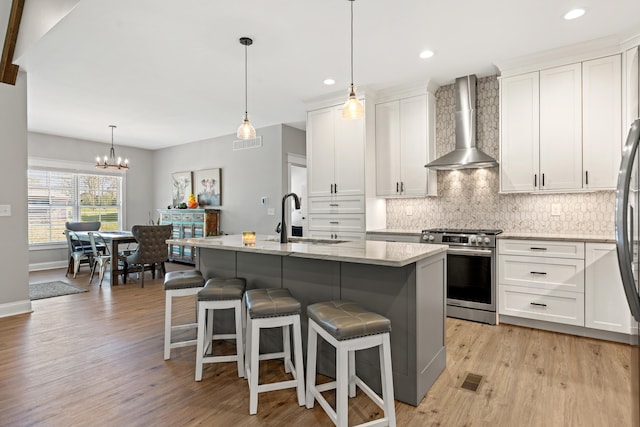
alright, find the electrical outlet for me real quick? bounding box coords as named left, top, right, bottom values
left=0, top=205, right=10, bottom=216
left=406, top=206, right=413, bottom=216
left=267, top=208, right=275, bottom=216
left=551, top=204, right=561, bottom=216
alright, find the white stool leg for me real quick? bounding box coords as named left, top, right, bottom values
left=348, top=349, right=356, bottom=398
left=292, top=315, right=306, bottom=406
left=194, top=302, right=207, bottom=381
left=206, top=307, right=214, bottom=355
left=283, top=324, right=291, bottom=373
left=244, top=313, right=252, bottom=380
left=249, top=317, right=261, bottom=415
left=234, top=300, right=245, bottom=378
left=163, top=291, right=173, bottom=360
left=336, top=345, right=349, bottom=427
left=305, top=321, right=318, bottom=409
left=380, top=333, right=396, bottom=427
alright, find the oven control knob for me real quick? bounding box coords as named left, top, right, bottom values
left=428, top=235, right=435, bottom=242
left=483, top=237, right=490, bottom=244
left=469, top=236, right=477, bottom=243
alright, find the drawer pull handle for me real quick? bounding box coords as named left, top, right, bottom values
left=329, top=204, right=339, bottom=207
left=529, top=247, right=547, bottom=251
left=330, top=221, right=339, bottom=224
left=530, top=271, right=547, bottom=275
left=530, top=302, right=547, bottom=307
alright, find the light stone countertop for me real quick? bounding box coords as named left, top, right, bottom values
left=167, top=234, right=447, bottom=267
left=499, top=232, right=615, bottom=244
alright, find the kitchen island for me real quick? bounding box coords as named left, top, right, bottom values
left=167, top=234, right=448, bottom=406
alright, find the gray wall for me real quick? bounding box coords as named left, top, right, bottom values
left=152, top=124, right=305, bottom=235
left=28, top=131, right=155, bottom=268
left=0, top=72, right=30, bottom=315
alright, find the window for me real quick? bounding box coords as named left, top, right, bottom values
left=28, top=169, right=123, bottom=245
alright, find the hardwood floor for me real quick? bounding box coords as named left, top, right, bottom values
left=1, top=265, right=632, bottom=426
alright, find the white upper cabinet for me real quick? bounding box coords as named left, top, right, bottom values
left=375, top=93, right=436, bottom=197
left=582, top=55, right=622, bottom=190
left=307, top=104, right=365, bottom=198
left=500, top=72, right=540, bottom=192
left=539, top=63, right=583, bottom=191
left=500, top=54, right=623, bottom=193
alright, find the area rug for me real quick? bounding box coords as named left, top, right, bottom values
left=29, top=281, right=88, bottom=300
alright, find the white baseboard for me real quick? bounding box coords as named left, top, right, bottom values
left=0, top=300, right=32, bottom=318
left=29, top=261, right=67, bottom=272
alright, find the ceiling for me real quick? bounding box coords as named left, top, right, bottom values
left=8, top=0, right=640, bottom=150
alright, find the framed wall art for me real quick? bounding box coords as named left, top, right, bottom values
left=171, top=171, right=192, bottom=207
left=193, top=168, right=221, bottom=206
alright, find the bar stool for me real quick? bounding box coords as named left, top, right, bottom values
left=306, top=300, right=396, bottom=427
left=163, top=270, right=205, bottom=360
left=244, top=288, right=306, bottom=415
left=195, top=277, right=246, bottom=381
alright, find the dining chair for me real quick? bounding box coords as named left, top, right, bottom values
left=88, top=232, right=112, bottom=287
left=122, top=225, right=172, bottom=288
left=64, top=229, right=93, bottom=278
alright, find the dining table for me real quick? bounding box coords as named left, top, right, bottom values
left=76, top=230, right=138, bottom=286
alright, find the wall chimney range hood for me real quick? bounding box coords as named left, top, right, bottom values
left=425, top=75, right=498, bottom=170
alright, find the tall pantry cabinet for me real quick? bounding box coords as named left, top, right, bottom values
left=306, top=102, right=366, bottom=240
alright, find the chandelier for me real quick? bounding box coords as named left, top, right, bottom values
left=96, top=125, right=129, bottom=170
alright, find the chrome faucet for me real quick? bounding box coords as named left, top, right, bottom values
left=279, top=192, right=301, bottom=243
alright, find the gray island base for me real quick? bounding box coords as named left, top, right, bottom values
left=168, top=235, right=447, bottom=406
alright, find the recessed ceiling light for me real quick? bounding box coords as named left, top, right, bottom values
left=419, top=50, right=435, bottom=59
left=323, top=78, right=335, bottom=85
left=564, top=8, right=585, bottom=20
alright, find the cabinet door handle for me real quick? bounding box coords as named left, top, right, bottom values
left=396, top=182, right=399, bottom=193
left=530, top=271, right=547, bottom=275
left=529, top=247, right=548, bottom=251
left=534, top=174, right=537, bottom=187
left=530, top=302, right=547, bottom=307
left=585, top=170, right=589, bottom=185
left=542, top=173, right=545, bottom=187
left=334, top=183, right=338, bottom=193
left=400, top=182, right=404, bottom=193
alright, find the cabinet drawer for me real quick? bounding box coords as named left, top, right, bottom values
left=308, top=230, right=365, bottom=241
left=498, top=239, right=584, bottom=259
left=308, top=214, right=365, bottom=233
left=161, top=212, right=172, bottom=222
left=499, top=255, right=584, bottom=293
left=307, top=196, right=365, bottom=214
left=499, top=285, right=584, bottom=326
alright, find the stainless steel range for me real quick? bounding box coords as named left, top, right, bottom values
left=421, top=228, right=503, bottom=325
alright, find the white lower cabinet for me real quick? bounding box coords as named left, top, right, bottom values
left=499, top=239, right=632, bottom=337
left=500, top=285, right=584, bottom=326
left=584, top=243, right=633, bottom=334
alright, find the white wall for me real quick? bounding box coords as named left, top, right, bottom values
left=0, top=72, right=31, bottom=316
left=152, top=124, right=306, bottom=235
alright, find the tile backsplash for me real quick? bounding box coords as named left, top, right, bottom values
left=386, top=75, right=615, bottom=235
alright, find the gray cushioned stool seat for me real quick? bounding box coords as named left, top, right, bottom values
left=245, top=288, right=301, bottom=318
left=307, top=300, right=391, bottom=341
left=164, top=270, right=205, bottom=290
left=198, top=277, right=246, bottom=301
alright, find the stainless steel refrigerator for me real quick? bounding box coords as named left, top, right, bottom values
left=615, top=118, right=640, bottom=425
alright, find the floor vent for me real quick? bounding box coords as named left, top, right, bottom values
left=233, top=136, right=263, bottom=151
left=459, top=372, right=485, bottom=393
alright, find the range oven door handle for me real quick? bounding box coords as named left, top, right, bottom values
left=447, top=247, right=493, bottom=257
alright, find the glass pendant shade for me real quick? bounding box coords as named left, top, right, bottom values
left=342, top=86, right=364, bottom=119
left=237, top=113, right=256, bottom=139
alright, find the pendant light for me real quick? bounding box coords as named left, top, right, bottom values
left=237, top=37, right=256, bottom=140
left=343, top=0, right=364, bottom=120
left=95, top=125, right=129, bottom=170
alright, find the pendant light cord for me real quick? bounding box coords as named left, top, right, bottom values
left=244, top=43, right=248, bottom=115
left=350, top=0, right=354, bottom=87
